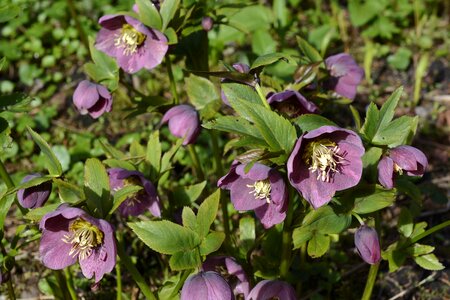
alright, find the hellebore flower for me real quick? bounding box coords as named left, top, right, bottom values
left=202, top=16, right=214, bottom=31
left=266, top=89, right=318, bottom=118
left=181, top=271, right=235, bottom=300
left=287, top=125, right=364, bottom=209
left=218, top=162, right=288, bottom=228
left=73, top=80, right=112, bottom=119
left=17, top=174, right=51, bottom=209
left=108, top=168, right=161, bottom=217
left=325, top=53, right=364, bottom=99
left=221, top=63, right=251, bottom=106
left=161, top=105, right=201, bottom=145
left=39, top=205, right=116, bottom=283
left=354, top=225, right=381, bottom=264
left=378, top=145, right=428, bottom=189
left=95, top=15, right=168, bottom=74
left=247, top=280, right=297, bottom=300
left=202, top=256, right=250, bottom=298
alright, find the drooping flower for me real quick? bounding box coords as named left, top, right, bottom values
left=325, top=53, right=364, bottom=99
left=161, top=105, right=201, bottom=145
left=378, top=145, right=428, bottom=189
left=108, top=168, right=161, bottom=217
left=73, top=80, right=112, bottom=119
left=266, top=89, right=318, bottom=118
left=202, top=256, right=250, bottom=298
left=218, top=162, right=288, bottom=228
left=247, top=280, right=297, bottom=300
left=17, top=173, right=52, bottom=209
left=354, top=225, right=381, bottom=265
left=287, top=125, right=364, bottom=209
left=221, top=63, right=251, bottom=106
left=202, top=16, right=214, bottom=31
left=95, top=15, right=168, bottom=74
left=39, top=205, right=116, bottom=283
left=181, top=271, right=235, bottom=300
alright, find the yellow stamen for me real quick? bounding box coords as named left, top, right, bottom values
left=114, top=24, right=146, bottom=56
left=393, top=163, right=403, bottom=175
left=303, top=139, right=344, bottom=182
left=62, top=218, right=104, bottom=260
left=247, top=179, right=271, bottom=203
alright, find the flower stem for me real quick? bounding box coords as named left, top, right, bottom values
left=352, top=212, right=365, bottom=225
left=54, top=270, right=73, bottom=300
left=361, top=263, right=380, bottom=300
left=187, top=145, right=204, bottom=181
left=410, top=219, right=450, bottom=245
left=280, top=188, right=296, bottom=279
left=254, top=83, right=271, bottom=110
left=64, top=268, right=77, bottom=300
left=116, top=235, right=157, bottom=300
left=116, top=260, right=122, bottom=300
left=170, top=270, right=191, bottom=298
left=165, top=56, right=179, bottom=105
left=0, top=159, right=27, bottom=216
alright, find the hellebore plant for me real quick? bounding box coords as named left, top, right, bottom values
left=287, top=125, right=365, bottom=209
left=17, top=174, right=51, bottom=209
left=95, top=15, right=168, bottom=74
left=325, top=53, right=364, bottom=99
left=108, top=168, right=161, bottom=217
left=181, top=271, right=235, bottom=300
left=218, top=162, right=288, bottom=228
left=354, top=225, right=381, bottom=265
left=247, top=280, right=297, bottom=300
left=378, top=145, right=428, bottom=189
left=266, top=89, right=318, bottom=118
left=73, top=80, right=112, bottom=119
left=161, top=104, right=201, bottom=145
left=39, top=205, right=116, bottom=283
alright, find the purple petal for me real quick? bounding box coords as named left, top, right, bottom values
left=181, top=271, right=234, bottom=300
left=354, top=226, right=381, bottom=264
left=229, top=178, right=267, bottom=211
left=40, top=229, right=77, bottom=270
left=390, top=145, right=427, bottom=175
left=254, top=202, right=286, bottom=228
left=247, top=280, right=296, bottom=300
left=235, top=163, right=271, bottom=181
left=378, top=156, right=394, bottom=189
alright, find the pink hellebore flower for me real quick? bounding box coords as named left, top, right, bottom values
left=287, top=126, right=364, bottom=209
left=17, top=173, right=51, bottom=209
left=354, top=225, right=381, bottom=265
left=247, top=280, right=297, bottom=300
left=181, top=271, right=235, bottom=300
left=73, top=80, right=112, bottom=119
left=325, top=53, right=364, bottom=100
left=218, top=162, right=288, bottom=228
left=161, top=105, right=201, bottom=145
left=39, top=205, right=116, bottom=283
left=378, top=145, right=428, bottom=189
left=95, top=15, right=168, bottom=74
left=266, top=89, right=318, bottom=118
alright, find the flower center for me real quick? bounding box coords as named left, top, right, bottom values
left=62, top=218, right=104, bottom=260
left=114, top=24, right=146, bottom=56
left=393, top=163, right=403, bottom=175
left=303, top=139, right=344, bottom=182
left=123, top=176, right=144, bottom=206
left=247, top=179, right=271, bottom=203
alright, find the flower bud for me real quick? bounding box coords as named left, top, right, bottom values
left=17, top=174, right=51, bottom=209
left=354, top=225, right=381, bottom=264
left=181, top=271, right=234, bottom=300
left=161, top=105, right=201, bottom=145
left=202, top=17, right=214, bottom=31
left=73, top=80, right=112, bottom=119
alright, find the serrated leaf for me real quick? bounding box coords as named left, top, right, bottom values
left=9, top=175, right=53, bottom=195
left=172, top=181, right=207, bottom=206
left=292, top=225, right=313, bottom=249
left=146, top=130, right=162, bottom=180
left=203, top=116, right=266, bottom=143
left=98, top=138, right=125, bottom=159
left=109, top=185, right=143, bottom=215
left=199, top=231, right=225, bottom=256
left=185, top=75, right=219, bottom=110
left=103, top=159, right=136, bottom=171
left=0, top=192, right=14, bottom=229
left=352, top=185, right=396, bottom=214
left=372, top=116, right=415, bottom=147
left=307, top=233, right=330, bottom=258
left=405, top=244, right=434, bottom=257
left=129, top=220, right=201, bottom=255
left=250, top=53, right=291, bottom=70
left=136, top=0, right=162, bottom=30
left=197, top=189, right=220, bottom=238
left=27, top=127, right=62, bottom=176
left=160, top=0, right=180, bottom=31
left=221, top=83, right=261, bottom=108
left=182, top=206, right=197, bottom=231
left=383, top=242, right=407, bottom=273
left=302, top=206, right=351, bottom=234
left=398, top=208, right=413, bottom=237
left=360, top=102, right=379, bottom=141
left=84, top=158, right=111, bottom=218
left=24, top=203, right=60, bottom=222
left=54, top=179, right=84, bottom=204
left=169, top=248, right=201, bottom=271
left=414, top=254, right=444, bottom=270
left=294, top=114, right=337, bottom=133
left=410, top=222, right=427, bottom=239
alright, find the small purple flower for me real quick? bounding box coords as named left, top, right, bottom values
left=95, top=15, right=168, bottom=74
left=108, top=168, right=161, bottom=217
left=202, top=17, right=214, bottom=31
left=325, top=53, right=364, bottom=100
left=378, top=145, right=428, bottom=189
left=202, top=256, right=250, bottom=298
left=247, top=280, right=297, bottom=300
left=218, top=162, right=288, bottom=228
left=287, top=126, right=364, bottom=209
left=17, top=174, right=51, bottom=209
left=266, top=89, right=318, bottom=118
left=161, top=105, right=201, bottom=145
left=39, top=205, right=116, bottom=283
left=221, top=63, right=251, bottom=106
left=181, top=271, right=235, bottom=300
left=354, top=225, right=381, bottom=265
left=73, top=80, right=112, bottom=119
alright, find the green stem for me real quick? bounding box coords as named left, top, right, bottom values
left=170, top=270, right=192, bottom=298
left=116, top=260, right=122, bottom=300
left=0, top=159, right=27, bottom=216
left=361, top=263, right=380, bottom=300
left=254, top=83, right=271, bottom=110
left=54, top=270, right=73, bottom=300
left=116, top=235, right=157, bottom=300
left=66, top=0, right=89, bottom=50
left=120, top=78, right=146, bottom=98
left=187, top=145, right=204, bottom=181
left=280, top=188, right=296, bottom=279
left=166, top=56, right=179, bottom=105
left=410, top=220, right=450, bottom=245
left=64, top=268, right=77, bottom=300
left=352, top=212, right=365, bottom=225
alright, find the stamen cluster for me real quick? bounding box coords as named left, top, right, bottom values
left=247, top=179, right=271, bottom=203
left=114, top=24, right=146, bottom=56
left=303, top=139, right=344, bottom=182
left=62, top=218, right=104, bottom=261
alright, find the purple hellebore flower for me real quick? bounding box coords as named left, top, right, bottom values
left=73, top=80, right=112, bottom=119
left=181, top=271, right=235, bottom=300
left=202, top=16, right=214, bottom=31
left=378, top=145, right=428, bottom=189
left=218, top=162, right=288, bottom=228
left=161, top=104, right=201, bottom=145
left=95, top=14, right=168, bottom=74
left=325, top=53, right=364, bottom=100
left=221, top=63, right=251, bottom=106
left=287, top=126, right=364, bottom=209
left=266, top=89, right=318, bottom=118
left=17, top=173, right=51, bottom=209
left=354, top=225, right=381, bottom=265
left=39, top=204, right=116, bottom=283
left=108, top=168, right=161, bottom=217
left=202, top=256, right=250, bottom=298
left=247, top=280, right=297, bottom=300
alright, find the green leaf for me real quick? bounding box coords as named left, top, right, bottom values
left=360, top=102, right=379, bottom=141
left=54, top=179, right=84, bottom=204
left=292, top=225, right=313, bottom=249
left=372, top=116, right=416, bottom=147
left=146, top=130, right=162, bottom=180
left=84, top=158, right=111, bottom=218
left=103, top=159, right=136, bottom=171
left=24, top=203, right=60, bottom=222
left=160, top=138, right=184, bottom=175
left=136, top=0, right=162, bottom=30
left=414, top=254, right=444, bottom=271
left=196, top=189, right=220, bottom=238
left=88, top=36, right=118, bottom=75
left=302, top=206, right=351, bottom=234
left=169, top=248, right=201, bottom=271
left=352, top=185, right=396, bottom=214
left=296, top=36, right=323, bottom=63
left=109, top=185, right=143, bottom=215
left=172, top=181, right=207, bottom=206
left=379, top=86, right=403, bottom=127
left=349, top=105, right=362, bottom=130
left=221, top=83, right=261, bottom=107
left=405, top=244, right=434, bottom=257
left=387, top=47, right=412, bottom=70
left=203, top=116, right=267, bottom=144
left=160, top=0, right=180, bottom=31
left=27, top=127, right=62, bottom=176
left=383, top=244, right=407, bottom=273
left=294, top=114, right=337, bottom=133
left=98, top=138, right=125, bottom=159
left=251, top=32, right=277, bottom=56
left=307, top=233, right=330, bottom=258
left=199, top=231, right=225, bottom=256
left=0, top=192, right=14, bottom=229
left=182, top=206, right=197, bottom=231
left=398, top=208, right=413, bottom=238
left=361, top=146, right=383, bottom=182
left=239, top=216, right=255, bottom=255
left=410, top=222, right=428, bottom=239
left=185, top=75, right=219, bottom=110
left=129, top=220, right=201, bottom=255
left=0, top=4, right=20, bottom=23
